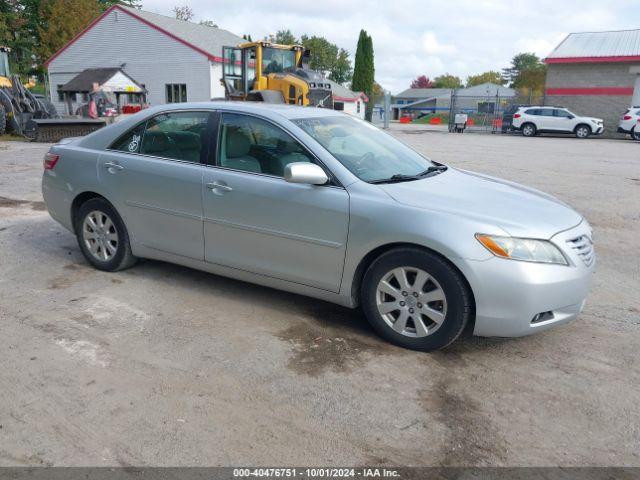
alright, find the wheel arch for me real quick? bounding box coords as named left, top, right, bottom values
left=70, top=191, right=113, bottom=230
left=350, top=242, right=476, bottom=333
left=574, top=123, right=592, bottom=133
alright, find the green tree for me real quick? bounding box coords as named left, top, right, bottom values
left=300, top=34, right=352, bottom=85
left=433, top=73, right=462, bottom=88
left=466, top=70, right=505, bottom=87
left=503, top=52, right=546, bottom=94
left=242, top=34, right=253, bottom=42
left=351, top=29, right=374, bottom=121
left=97, top=0, right=141, bottom=8
left=274, top=29, right=296, bottom=45
left=38, top=0, right=101, bottom=65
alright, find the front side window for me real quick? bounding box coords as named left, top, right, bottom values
left=554, top=109, right=573, bottom=118
left=262, top=48, right=296, bottom=75
left=293, top=116, right=435, bottom=183
left=140, top=111, right=210, bottom=162
left=218, top=113, right=315, bottom=177
left=166, top=83, right=187, bottom=103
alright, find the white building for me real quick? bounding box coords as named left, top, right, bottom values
left=45, top=5, right=244, bottom=114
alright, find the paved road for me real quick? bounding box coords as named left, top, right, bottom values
left=0, top=131, right=638, bottom=467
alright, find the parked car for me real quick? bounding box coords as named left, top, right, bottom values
left=42, top=102, right=595, bottom=351
left=511, top=106, right=604, bottom=138
left=617, top=106, right=640, bottom=140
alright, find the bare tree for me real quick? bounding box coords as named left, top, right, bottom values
left=173, top=5, right=194, bottom=21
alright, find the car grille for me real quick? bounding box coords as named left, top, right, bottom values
left=566, top=235, right=595, bottom=267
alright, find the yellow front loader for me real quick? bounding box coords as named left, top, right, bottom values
left=221, top=42, right=333, bottom=108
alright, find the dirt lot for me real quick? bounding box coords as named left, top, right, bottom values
left=0, top=130, right=638, bottom=467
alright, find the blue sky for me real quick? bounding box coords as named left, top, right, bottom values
left=142, top=0, right=640, bottom=93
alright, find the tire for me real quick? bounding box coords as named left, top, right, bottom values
left=361, top=247, right=473, bottom=352
left=521, top=123, right=536, bottom=137
left=0, top=104, right=6, bottom=136
left=75, top=198, right=137, bottom=272
left=632, top=127, right=640, bottom=141
left=575, top=124, right=591, bottom=139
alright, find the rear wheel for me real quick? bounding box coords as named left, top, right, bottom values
left=75, top=198, right=137, bottom=272
left=575, top=124, right=591, bottom=139
left=521, top=123, right=536, bottom=137
left=361, top=248, right=472, bottom=351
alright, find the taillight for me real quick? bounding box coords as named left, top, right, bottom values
left=43, top=152, right=60, bottom=170
left=514, top=113, right=521, bottom=118
left=623, top=115, right=632, bottom=120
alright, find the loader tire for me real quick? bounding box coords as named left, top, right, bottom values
left=0, top=104, right=6, bottom=136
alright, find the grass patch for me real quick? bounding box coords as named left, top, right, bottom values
left=0, top=133, right=26, bottom=142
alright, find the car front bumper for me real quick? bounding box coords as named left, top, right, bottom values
left=454, top=221, right=595, bottom=337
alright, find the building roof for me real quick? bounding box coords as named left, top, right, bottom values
left=45, top=5, right=244, bottom=67
left=327, top=79, right=368, bottom=103
left=59, top=68, right=144, bottom=93
left=394, top=88, right=452, bottom=100
left=546, top=29, right=640, bottom=63
left=457, top=82, right=515, bottom=96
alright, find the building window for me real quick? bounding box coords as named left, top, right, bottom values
left=166, top=83, right=187, bottom=103
left=57, top=85, right=65, bottom=102
left=356, top=101, right=361, bottom=113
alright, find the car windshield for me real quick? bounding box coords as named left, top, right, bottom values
left=293, top=116, right=435, bottom=182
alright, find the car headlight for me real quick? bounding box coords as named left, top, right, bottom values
left=475, top=234, right=568, bottom=265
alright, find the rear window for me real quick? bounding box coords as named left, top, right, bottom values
left=110, top=123, right=145, bottom=153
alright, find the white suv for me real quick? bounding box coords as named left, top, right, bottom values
left=512, top=106, right=604, bottom=139
left=617, top=107, right=640, bottom=140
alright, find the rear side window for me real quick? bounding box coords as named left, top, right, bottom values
left=539, top=108, right=555, bottom=116
left=140, top=111, right=211, bottom=163
left=525, top=108, right=540, bottom=115
left=110, top=123, right=146, bottom=153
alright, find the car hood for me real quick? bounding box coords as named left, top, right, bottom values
left=378, top=168, right=583, bottom=238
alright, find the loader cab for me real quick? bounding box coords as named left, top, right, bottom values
left=0, top=46, right=12, bottom=88
left=222, top=42, right=310, bottom=105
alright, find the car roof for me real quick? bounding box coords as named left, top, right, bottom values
left=143, top=101, right=346, bottom=121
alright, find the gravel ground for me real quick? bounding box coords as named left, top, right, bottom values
left=0, top=129, right=638, bottom=467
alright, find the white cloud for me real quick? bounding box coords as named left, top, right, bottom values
left=142, top=0, right=640, bottom=94
left=421, top=32, right=457, bottom=56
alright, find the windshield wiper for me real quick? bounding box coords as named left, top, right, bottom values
left=417, top=165, right=448, bottom=176
left=370, top=174, right=422, bottom=184
left=370, top=165, right=448, bottom=184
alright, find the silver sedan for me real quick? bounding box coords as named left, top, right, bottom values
left=42, top=102, right=595, bottom=351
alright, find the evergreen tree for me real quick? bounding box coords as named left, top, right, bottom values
left=352, top=30, right=374, bottom=121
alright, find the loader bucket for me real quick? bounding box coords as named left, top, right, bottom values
left=25, top=118, right=106, bottom=143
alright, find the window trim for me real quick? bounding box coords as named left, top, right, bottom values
left=106, top=109, right=215, bottom=166
left=210, top=110, right=344, bottom=188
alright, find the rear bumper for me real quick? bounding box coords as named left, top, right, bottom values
left=454, top=221, right=595, bottom=338
left=42, top=172, right=74, bottom=232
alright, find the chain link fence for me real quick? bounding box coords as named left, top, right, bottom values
left=447, top=91, right=546, bottom=133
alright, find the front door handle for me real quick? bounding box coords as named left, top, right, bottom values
left=104, top=162, right=124, bottom=173
left=206, top=181, right=233, bottom=192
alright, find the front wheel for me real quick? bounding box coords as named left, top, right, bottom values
left=575, top=125, right=591, bottom=138
left=632, top=127, right=640, bottom=141
left=361, top=248, right=473, bottom=351
left=75, top=198, right=137, bottom=271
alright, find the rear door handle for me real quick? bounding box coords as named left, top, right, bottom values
left=104, top=162, right=124, bottom=173
left=206, top=181, right=233, bottom=192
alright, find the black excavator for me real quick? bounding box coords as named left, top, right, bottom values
left=0, top=46, right=105, bottom=142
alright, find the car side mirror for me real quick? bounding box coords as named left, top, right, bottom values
left=284, top=162, right=329, bottom=185
left=568, top=115, right=574, bottom=119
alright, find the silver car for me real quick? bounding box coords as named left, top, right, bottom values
left=42, top=102, right=595, bottom=351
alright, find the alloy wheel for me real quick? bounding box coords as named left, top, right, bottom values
left=375, top=266, right=447, bottom=338
left=82, top=210, right=119, bottom=262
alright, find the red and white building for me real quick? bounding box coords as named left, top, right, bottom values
left=545, top=29, right=640, bottom=136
